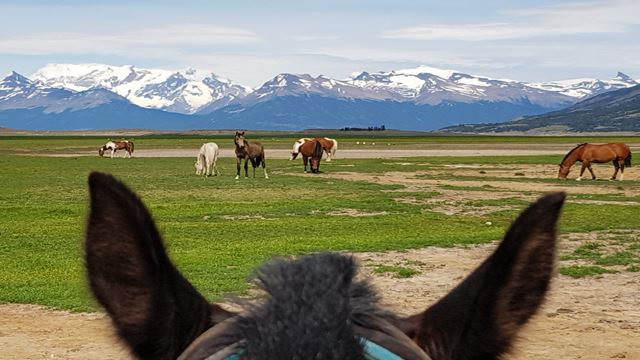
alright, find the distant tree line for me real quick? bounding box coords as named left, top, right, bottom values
left=340, top=125, right=386, bottom=131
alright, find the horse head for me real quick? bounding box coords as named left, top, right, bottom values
left=557, top=164, right=570, bottom=179
left=310, top=139, right=323, bottom=173
left=85, top=172, right=564, bottom=360
left=98, top=147, right=105, bottom=157
left=235, top=131, right=247, bottom=150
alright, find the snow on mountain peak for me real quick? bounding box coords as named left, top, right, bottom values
left=30, top=63, right=249, bottom=114
left=395, top=65, right=458, bottom=79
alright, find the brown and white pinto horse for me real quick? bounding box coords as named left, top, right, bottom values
left=98, top=140, right=134, bottom=158
left=85, top=171, right=565, bottom=360
left=558, top=143, right=631, bottom=181
left=296, top=138, right=324, bottom=173
left=234, top=131, right=268, bottom=179
left=290, top=137, right=338, bottom=161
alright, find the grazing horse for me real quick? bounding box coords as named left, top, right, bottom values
left=296, top=138, right=324, bottom=173
left=234, top=131, right=268, bottom=179
left=85, top=171, right=565, bottom=360
left=98, top=140, right=134, bottom=158
left=290, top=137, right=338, bottom=161
left=558, top=143, right=632, bottom=181
left=195, top=142, right=219, bottom=177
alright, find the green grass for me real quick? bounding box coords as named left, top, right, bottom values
left=373, top=265, right=419, bottom=278
left=2, top=136, right=640, bottom=311
left=559, top=265, right=618, bottom=278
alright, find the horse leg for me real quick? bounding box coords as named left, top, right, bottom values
left=110, top=149, right=115, bottom=158
left=206, top=157, right=212, bottom=177
left=586, top=164, right=596, bottom=180
left=576, top=163, right=587, bottom=181
left=244, top=159, right=249, bottom=178
left=618, top=160, right=625, bottom=181
left=325, top=149, right=332, bottom=162
left=213, top=159, right=219, bottom=176
left=611, top=161, right=620, bottom=180
left=303, top=155, right=308, bottom=173
left=262, top=159, right=269, bottom=179
left=251, top=160, right=257, bottom=178
left=235, top=157, right=241, bottom=180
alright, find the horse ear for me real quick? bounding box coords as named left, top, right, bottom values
left=85, top=172, right=232, bottom=360
left=404, top=192, right=565, bottom=360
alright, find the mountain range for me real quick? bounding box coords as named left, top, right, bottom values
left=440, top=84, right=640, bottom=133
left=1, top=63, right=637, bottom=131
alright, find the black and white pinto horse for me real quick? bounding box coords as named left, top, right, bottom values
left=98, top=140, right=134, bottom=158
left=85, top=171, right=564, bottom=360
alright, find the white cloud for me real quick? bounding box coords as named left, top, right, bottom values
left=383, top=0, right=640, bottom=41
left=0, top=24, right=259, bottom=56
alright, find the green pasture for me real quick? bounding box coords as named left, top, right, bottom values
left=1, top=135, right=640, bottom=311
left=2, top=133, right=640, bottom=155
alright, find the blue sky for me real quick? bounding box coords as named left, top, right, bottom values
left=1, top=0, right=639, bottom=86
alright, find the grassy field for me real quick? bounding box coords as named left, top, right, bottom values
left=1, top=135, right=640, bottom=312
left=2, top=132, right=640, bottom=155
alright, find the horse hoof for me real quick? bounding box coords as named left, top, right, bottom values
left=234, top=175, right=239, bottom=180
left=575, top=178, right=582, bottom=181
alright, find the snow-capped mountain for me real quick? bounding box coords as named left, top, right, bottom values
left=528, top=72, right=638, bottom=99
left=3, top=63, right=638, bottom=131
left=0, top=71, right=208, bottom=130
left=0, top=71, right=73, bottom=110
left=348, top=66, right=576, bottom=107
left=31, top=64, right=250, bottom=114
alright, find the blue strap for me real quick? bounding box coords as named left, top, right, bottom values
left=361, top=338, right=404, bottom=360
left=222, top=337, right=404, bottom=360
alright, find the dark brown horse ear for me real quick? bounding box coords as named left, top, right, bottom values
left=403, top=192, right=565, bottom=360
left=85, top=172, right=232, bottom=360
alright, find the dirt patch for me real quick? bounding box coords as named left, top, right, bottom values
left=1, top=235, right=638, bottom=359
left=321, top=208, right=389, bottom=217
left=355, top=239, right=640, bottom=360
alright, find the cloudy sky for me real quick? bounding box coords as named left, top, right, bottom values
left=2, top=0, right=639, bottom=87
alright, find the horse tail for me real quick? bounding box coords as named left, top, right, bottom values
left=129, top=141, right=134, bottom=154
left=625, top=151, right=632, bottom=166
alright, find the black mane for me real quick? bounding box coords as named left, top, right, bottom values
left=312, top=140, right=323, bottom=159
left=233, top=253, right=386, bottom=360
left=561, top=143, right=587, bottom=164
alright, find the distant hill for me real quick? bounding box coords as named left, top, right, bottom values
left=440, top=84, right=640, bottom=133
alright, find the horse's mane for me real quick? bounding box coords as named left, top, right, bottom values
left=561, top=143, right=587, bottom=164
left=312, top=140, right=323, bottom=159
left=233, top=254, right=387, bottom=359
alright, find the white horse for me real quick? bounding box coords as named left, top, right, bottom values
left=195, top=142, right=219, bottom=177
left=290, top=137, right=338, bottom=161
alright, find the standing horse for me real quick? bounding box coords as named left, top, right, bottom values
left=195, top=142, right=219, bottom=177
left=558, top=143, right=632, bottom=180
left=85, top=171, right=565, bottom=360
left=290, top=137, right=338, bottom=161
left=234, top=131, right=268, bottom=179
left=297, top=138, right=324, bottom=173
left=98, top=140, right=134, bottom=158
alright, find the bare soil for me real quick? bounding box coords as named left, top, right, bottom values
left=2, top=235, right=638, bottom=359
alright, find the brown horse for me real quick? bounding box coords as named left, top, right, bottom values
left=290, top=137, right=338, bottom=161
left=558, top=143, right=631, bottom=180
left=98, top=140, right=134, bottom=158
left=234, top=131, right=268, bottom=179
left=296, top=138, right=324, bottom=173
left=85, top=171, right=565, bottom=360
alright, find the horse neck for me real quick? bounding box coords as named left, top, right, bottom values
left=562, top=146, right=584, bottom=166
